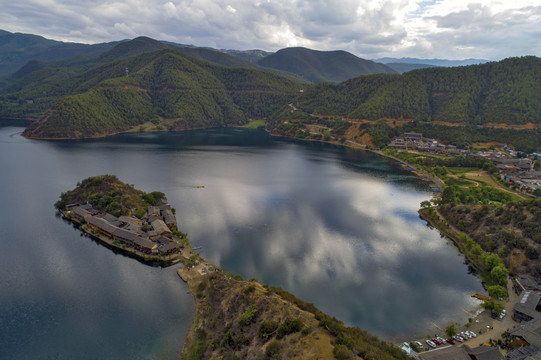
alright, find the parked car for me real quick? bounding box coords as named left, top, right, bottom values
left=499, top=309, right=507, bottom=320
left=436, top=336, right=446, bottom=344
left=460, top=331, right=471, bottom=339
left=446, top=338, right=456, bottom=345
left=466, top=330, right=477, bottom=338
left=432, top=338, right=442, bottom=345
left=414, top=341, right=423, bottom=349
left=426, top=339, right=436, bottom=348
left=454, top=335, right=464, bottom=342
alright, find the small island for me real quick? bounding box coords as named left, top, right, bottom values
left=55, top=175, right=188, bottom=265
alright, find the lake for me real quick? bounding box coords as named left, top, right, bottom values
left=0, top=126, right=484, bottom=359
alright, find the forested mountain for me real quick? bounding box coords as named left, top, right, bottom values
left=0, top=36, right=306, bottom=119
left=257, top=47, right=396, bottom=83
left=385, top=63, right=437, bottom=74
left=219, top=49, right=271, bottom=63
left=22, top=49, right=303, bottom=138
left=282, top=56, right=541, bottom=125
left=375, top=57, right=488, bottom=67
left=0, top=30, right=120, bottom=77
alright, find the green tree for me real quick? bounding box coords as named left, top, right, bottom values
left=445, top=324, right=457, bottom=338
left=487, top=285, right=507, bottom=299
left=493, top=302, right=505, bottom=315
left=491, top=265, right=509, bottom=286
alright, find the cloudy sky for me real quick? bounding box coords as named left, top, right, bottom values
left=2, top=0, right=540, bottom=60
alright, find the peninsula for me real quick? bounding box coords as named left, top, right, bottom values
left=56, top=175, right=410, bottom=359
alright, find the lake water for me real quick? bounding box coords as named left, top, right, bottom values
left=0, top=125, right=484, bottom=359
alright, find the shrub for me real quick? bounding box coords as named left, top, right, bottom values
left=277, top=317, right=303, bottom=339
left=333, top=344, right=355, bottom=360
left=258, top=320, right=279, bottom=340
left=265, top=340, right=282, bottom=359
left=238, top=306, right=258, bottom=327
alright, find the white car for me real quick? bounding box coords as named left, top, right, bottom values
left=454, top=335, right=464, bottom=342
left=499, top=309, right=506, bottom=320
left=426, top=339, right=436, bottom=348
left=466, top=330, right=477, bottom=338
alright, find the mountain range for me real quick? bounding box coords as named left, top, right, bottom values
left=0, top=30, right=538, bottom=151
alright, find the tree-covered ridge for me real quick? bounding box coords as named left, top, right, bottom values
left=0, top=37, right=305, bottom=121
left=287, top=56, right=541, bottom=125
left=54, top=175, right=166, bottom=218
left=22, top=50, right=303, bottom=138
left=439, top=199, right=541, bottom=282
left=257, top=47, right=396, bottom=83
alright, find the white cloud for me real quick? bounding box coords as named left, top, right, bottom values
left=0, top=0, right=540, bottom=59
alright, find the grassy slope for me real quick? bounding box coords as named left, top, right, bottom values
left=178, top=255, right=410, bottom=360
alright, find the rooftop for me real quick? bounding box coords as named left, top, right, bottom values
left=419, top=345, right=470, bottom=360
left=514, top=291, right=541, bottom=320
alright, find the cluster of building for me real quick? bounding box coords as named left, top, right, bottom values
left=506, top=275, right=541, bottom=359
left=389, top=132, right=541, bottom=192
left=389, top=132, right=460, bottom=154
left=66, top=199, right=181, bottom=256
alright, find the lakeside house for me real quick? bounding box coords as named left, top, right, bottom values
left=506, top=283, right=541, bottom=359
left=513, top=291, right=541, bottom=323
left=68, top=201, right=182, bottom=257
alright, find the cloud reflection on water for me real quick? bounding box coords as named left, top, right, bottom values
left=165, top=141, right=482, bottom=338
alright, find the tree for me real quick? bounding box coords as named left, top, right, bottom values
left=421, top=200, right=431, bottom=208
left=493, top=302, right=505, bottom=316
left=482, top=300, right=505, bottom=315
left=491, top=265, right=509, bottom=286
left=445, top=324, right=457, bottom=338
left=487, top=285, right=507, bottom=299
left=323, top=130, right=331, bottom=141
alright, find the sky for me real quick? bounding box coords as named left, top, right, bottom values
left=2, top=0, right=540, bottom=60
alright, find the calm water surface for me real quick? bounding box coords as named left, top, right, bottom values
left=0, top=126, right=484, bottom=359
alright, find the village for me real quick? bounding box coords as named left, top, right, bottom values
left=389, top=132, right=541, bottom=194
left=64, top=198, right=182, bottom=260
left=397, top=275, right=541, bottom=359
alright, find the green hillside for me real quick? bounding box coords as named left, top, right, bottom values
left=257, top=47, right=396, bottom=83
left=22, top=50, right=303, bottom=138
left=175, top=46, right=308, bottom=83
left=0, top=37, right=307, bottom=119
left=0, top=29, right=119, bottom=77
left=283, top=56, right=541, bottom=125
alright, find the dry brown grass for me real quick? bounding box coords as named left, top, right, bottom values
left=178, top=259, right=336, bottom=360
